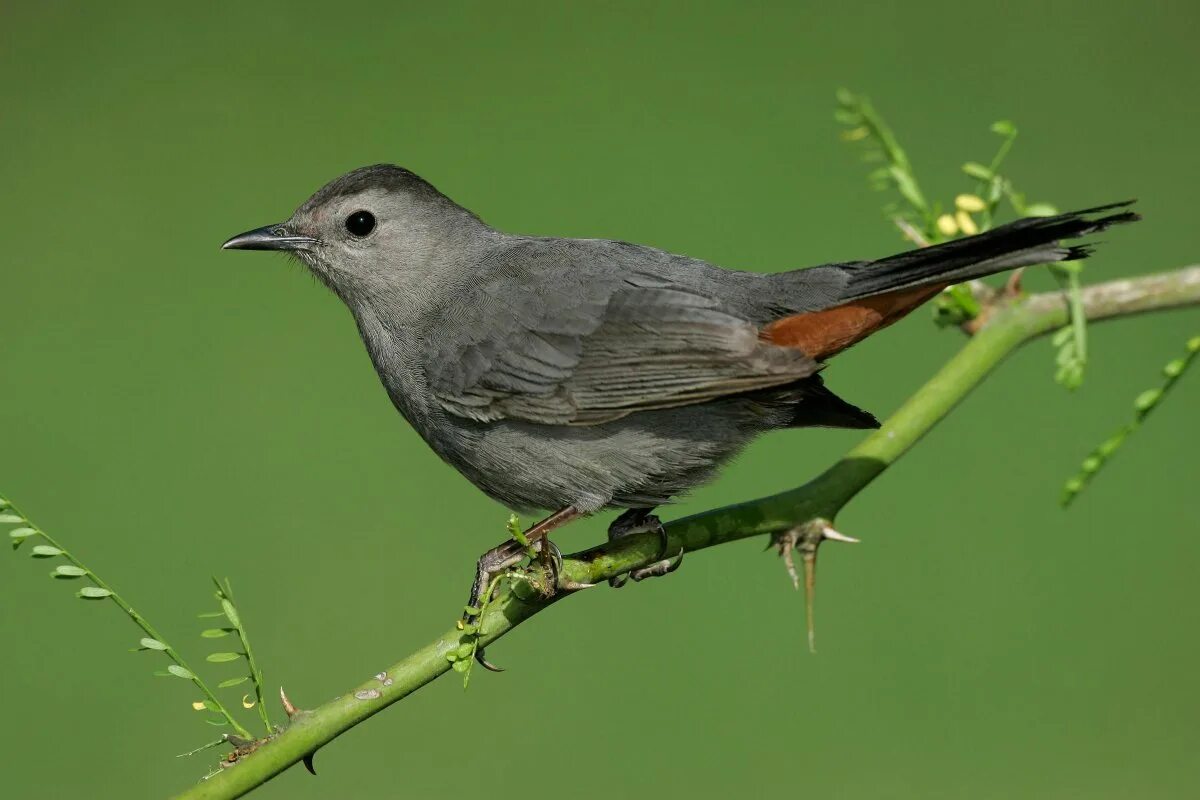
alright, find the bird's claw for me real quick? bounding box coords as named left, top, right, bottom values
left=463, top=517, right=598, bottom=674
left=606, top=510, right=681, bottom=588
left=627, top=547, right=684, bottom=582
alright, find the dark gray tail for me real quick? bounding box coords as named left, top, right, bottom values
left=841, top=202, right=1139, bottom=300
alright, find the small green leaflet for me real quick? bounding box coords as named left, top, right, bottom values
left=167, top=665, right=195, bottom=679
left=206, top=652, right=242, bottom=663
left=77, top=587, right=113, bottom=599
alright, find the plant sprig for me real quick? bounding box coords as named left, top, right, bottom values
left=1061, top=335, right=1200, bottom=506
left=835, top=90, right=1087, bottom=388
left=200, top=578, right=273, bottom=735
left=2, top=497, right=253, bottom=738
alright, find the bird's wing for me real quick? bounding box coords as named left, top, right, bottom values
left=423, top=241, right=817, bottom=425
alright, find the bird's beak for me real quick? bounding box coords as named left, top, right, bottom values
left=221, top=224, right=317, bottom=251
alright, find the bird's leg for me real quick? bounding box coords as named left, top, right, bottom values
left=463, top=506, right=585, bottom=672
left=607, top=508, right=683, bottom=588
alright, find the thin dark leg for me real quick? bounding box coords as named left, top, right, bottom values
left=606, top=507, right=683, bottom=588
left=464, top=506, right=583, bottom=672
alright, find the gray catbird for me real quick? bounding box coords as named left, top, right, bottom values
left=223, top=164, right=1136, bottom=662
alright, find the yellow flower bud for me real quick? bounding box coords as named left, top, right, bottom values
left=242, top=694, right=257, bottom=709
left=955, top=210, right=979, bottom=235
left=191, top=701, right=207, bottom=711
left=936, top=214, right=958, bottom=236
left=955, top=193, right=986, bottom=213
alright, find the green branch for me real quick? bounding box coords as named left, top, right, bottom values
left=171, top=264, right=1200, bottom=800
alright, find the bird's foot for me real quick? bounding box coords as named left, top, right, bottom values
left=772, top=519, right=858, bottom=653
left=461, top=510, right=594, bottom=673
left=607, top=509, right=684, bottom=589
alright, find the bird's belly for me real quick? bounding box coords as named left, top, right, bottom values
left=427, top=399, right=784, bottom=515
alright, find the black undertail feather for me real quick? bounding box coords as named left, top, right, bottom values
left=785, top=375, right=881, bottom=430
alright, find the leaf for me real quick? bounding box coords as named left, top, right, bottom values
left=1163, top=358, right=1186, bottom=378
left=200, top=628, right=232, bottom=638
left=196, top=611, right=225, bottom=619
left=962, top=162, right=993, bottom=180
left=1134, top=389, right=1162, bottom=412
left=833, top=108, right=860, bottom=125
left=990, top=119, right=1017, bottom=137
left=204, top=716, right=229, bottom=727
left=52, top=565, right=87, bottom=579
left=77, top=587, right=113, bottom=599
left=0, top=513, right=25, bottom=524
left=217, top=676, right=250, bottom=689
left=887, top=165, right=927, bottom=213
left=9, top=527, right=37, bottom=549
left=206, top=652, right=242, bottom=663
left=139, top=637, right=168, bottom=650
left=29, top=545, right=63, bottom=558
left=167, top=665, right=195, bottom=679
left=1023, top=202, right=1059, bottom=217
left=220, top=599, right=240, bottom=628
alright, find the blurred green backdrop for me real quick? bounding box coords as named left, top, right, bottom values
left=2, top=2, right=1197, bottom=798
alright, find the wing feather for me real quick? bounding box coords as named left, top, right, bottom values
left=424, top=241, right=816, bottom=425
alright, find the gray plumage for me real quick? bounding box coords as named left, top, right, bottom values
left=223, top=165, right=1136, bottom=515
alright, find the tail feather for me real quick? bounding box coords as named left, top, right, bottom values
left=841, top=201, right=1139, bottom=300
left=761, top=202, right=1139, bottom=361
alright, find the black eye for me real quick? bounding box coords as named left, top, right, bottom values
left=345, top=210, right=376, bottom=237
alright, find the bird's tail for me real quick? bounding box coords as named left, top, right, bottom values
left=840, top=201, right=1139, bottom=301
left=762, top=202, right=1139, bottom=360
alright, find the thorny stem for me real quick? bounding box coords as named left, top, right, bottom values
left=163, top=264, right=1198, bottom=799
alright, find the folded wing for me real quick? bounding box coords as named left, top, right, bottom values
left=424, top=244, right=816, bottom=426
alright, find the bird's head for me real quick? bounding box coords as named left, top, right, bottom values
left=222, top=164, right=487, bottom=303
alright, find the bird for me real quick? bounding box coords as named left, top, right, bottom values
left=223, top=164, right=1136, bottom=665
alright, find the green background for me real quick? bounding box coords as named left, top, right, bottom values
left=2, top=2, right=1197, bottom=797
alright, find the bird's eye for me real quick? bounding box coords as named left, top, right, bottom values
left=345, top=210, right=376, bottom=238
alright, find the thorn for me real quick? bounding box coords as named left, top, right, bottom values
left=774, top=519, right=861, bottom=653
left=558, top=578, right=597, bottom=591
left=820, top=524, right=860, bottom=544
left=803, top=547, right=817, bottom=653
left=475, top=647, right=505, bottom=673
left=782, top=534, right=801, bottom=592
left=893, top=216, right=930, bottom=248
left=279, top=686, right=298, bottom=718
left=302, top=753, right=317, bottom=775
left=1004, top=267, right=1025, bottom=297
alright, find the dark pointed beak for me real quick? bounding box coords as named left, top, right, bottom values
left=221, top=224, right=317, bottom=251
